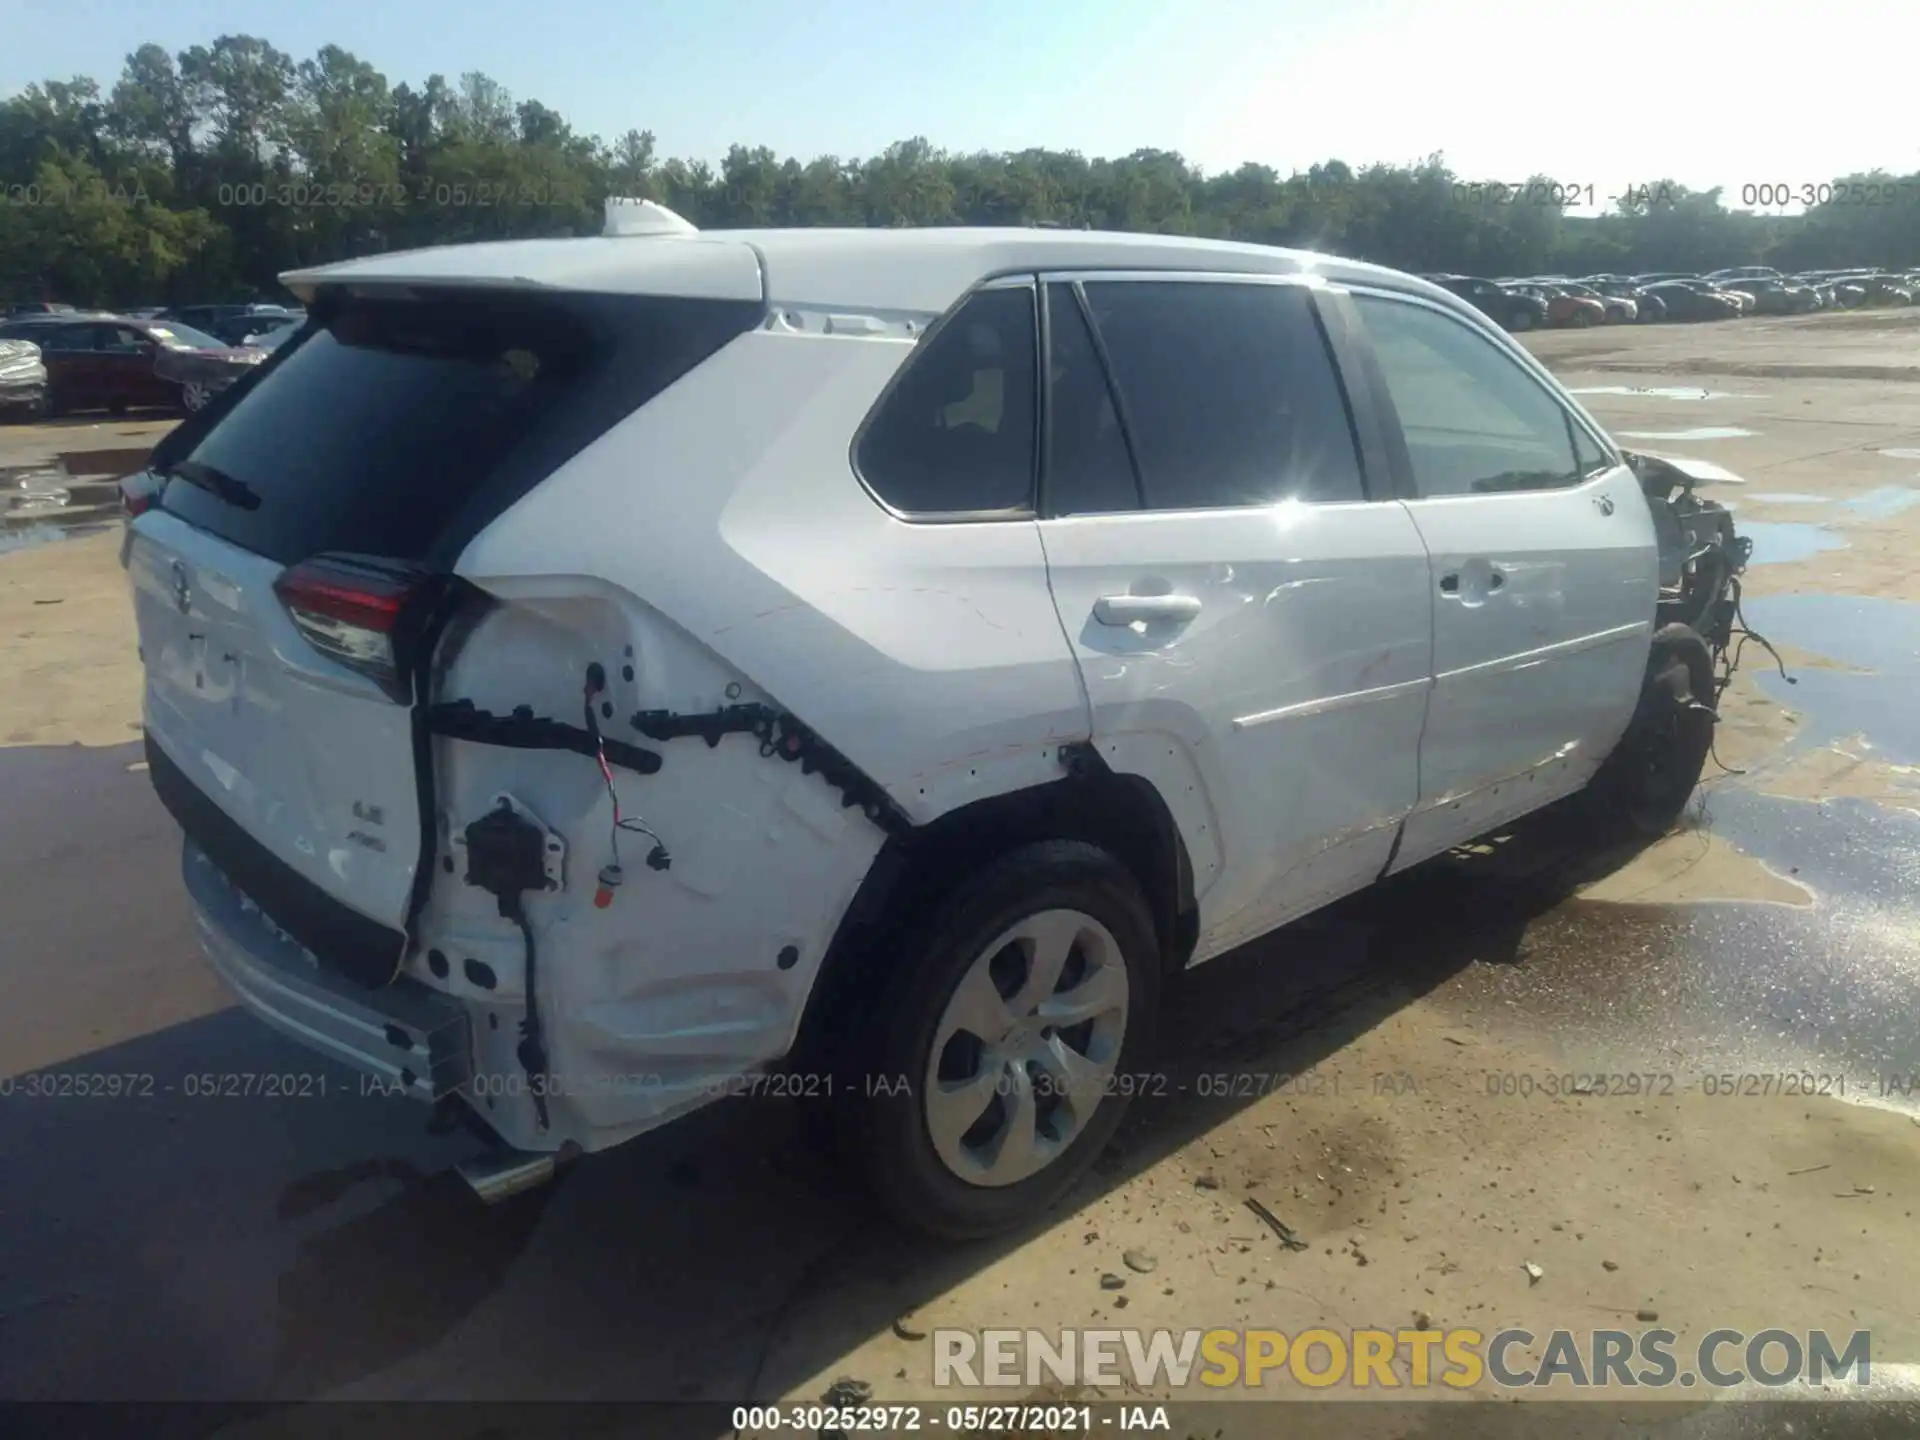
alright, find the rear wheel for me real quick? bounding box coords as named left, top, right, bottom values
left=836, top=840, right=1160, bottom=1240
left=1579, top=625, right=1716, bottom=839
left=178, top=382, right=211, bottom=415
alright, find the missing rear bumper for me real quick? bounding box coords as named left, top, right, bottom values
left=182, top=840, right=472, bottom=1101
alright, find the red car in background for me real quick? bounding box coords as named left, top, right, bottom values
left=0, top=314, right=265, bottom=415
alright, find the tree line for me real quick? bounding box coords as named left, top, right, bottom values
left=3, top=35, right=1917, bottom=306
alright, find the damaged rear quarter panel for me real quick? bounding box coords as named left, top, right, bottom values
left=440, top=319, right=1093, bottom=1149
left=417, top=580, right=891, bottom=1151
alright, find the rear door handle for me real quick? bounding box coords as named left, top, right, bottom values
left=1093, top=594, right=1202, bottom=626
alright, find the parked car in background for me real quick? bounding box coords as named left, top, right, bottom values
left=1511, top=283, right=1606, bottom=328
left=0, top=338, right=47, bottom=418
left=1705, top=266, right=1784, bottom=283
left=125, top=214, right=1750, bottom=1237
left=1641, top=282, right=1742, bottom=321
left=1855, top=273, right=1915, bottom=305
left=1721, top=278, right=1819, bottom=315
left=6, top=301, right=76, bottom=318
left=1553, top=281, right=1636, bottom=323
left=1591, top=280, right=1667, bottom=322
left=157, top=303, right=301, bottom=341
left=1633, top=272, right=1699, bottom=286
left=1788, top=276, right=1836, bottom=308
left=1673, top=279, right=1754, bottom=314
left=203, top=309, right=303, bottom=345
left=241, top=318, right=302, bottom=348
left=1429, top=275, right=1550, bottom=331
left=0, top=314, right=266, bottom=415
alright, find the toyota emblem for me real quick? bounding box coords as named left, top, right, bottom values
left=170, top=558, right=191, bottom=614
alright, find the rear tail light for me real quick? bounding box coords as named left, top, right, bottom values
left=274, top=553, right=435, bottom=701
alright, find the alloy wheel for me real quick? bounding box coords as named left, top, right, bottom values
left=923, top=908, right=1129, bottom=1188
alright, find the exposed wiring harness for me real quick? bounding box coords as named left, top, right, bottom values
left=582, top=665, right=670, bottom=890
left=1705, top=563, right=1796, bottom=779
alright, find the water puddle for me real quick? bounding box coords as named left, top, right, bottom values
left=1433, top=794, right=1920, bottom=1101
left=1616, top=426, right=1758, bottom=441
left=3, top=463, right=120, bottom=555
left=1744, top=594, right=1920, bottom=764
left=1841, top=484, right=1920, bottom=520
left=1568, top=385, right=1760, bottom=400
left=1737, top=520, right=1848, bottom=565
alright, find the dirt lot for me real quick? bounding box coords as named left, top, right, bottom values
left=4, top=315, right=1919, bottom=1434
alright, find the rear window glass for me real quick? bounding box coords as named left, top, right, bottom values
left=157, top=291, right=760, bottom=565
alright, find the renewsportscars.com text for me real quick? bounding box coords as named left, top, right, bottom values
left=933, top=1326, right=1872, bottom=1391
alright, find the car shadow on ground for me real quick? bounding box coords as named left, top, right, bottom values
left=0, top=739, right=1662, bottom=1422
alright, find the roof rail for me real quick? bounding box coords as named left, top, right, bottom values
left=604, top=198, right=699, bottom=238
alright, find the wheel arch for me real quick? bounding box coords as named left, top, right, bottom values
left=787, top=762, right=1197, bottom=1073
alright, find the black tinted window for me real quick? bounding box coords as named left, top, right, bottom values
left=39, top=325, right=93, bottom=352
left=1571, top=419, right=1612, bottom=477
left=157, top=290, right=760, bottom=566
left=1354, top=295, right=1580, bottom=497
left=1043, top=284, right=1139, bottom=516
left=1080, top=280, right=1363, bottom=509
left=857, top=286, right=1036, bottom=515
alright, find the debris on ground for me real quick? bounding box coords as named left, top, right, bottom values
left=1123, top=1248, right=1158, bottom=1274
left=822, top=1377, right=872, bottom=1406
left=1602, top=1259, right=1620, bottom=1272
left=1637, top=1308, right=1660, bottom=1322
left=1787, top=1163, right=1831, bottom=1177
left=1244, top=1197, right=1310, bottom=1251
left=1523, top=1260, right=1544, bottom=1284
left=1099, top=1272, right=1126, bottom=1290
left=891, top=1311, right=927, bottom=1342
left=1194, top=1173, right=1220, bottom=1191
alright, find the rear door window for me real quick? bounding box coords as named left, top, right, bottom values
left=155, top=290, right=761, bottom=566
left=856, top=285, right=1037, bottom=516
left=1078, top=279, right=1364, bottom=509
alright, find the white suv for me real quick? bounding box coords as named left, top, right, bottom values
left=125, top=204, right=1746, bottom=1238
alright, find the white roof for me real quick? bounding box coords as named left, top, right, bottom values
left=282, top=226, right=1442, bottom=317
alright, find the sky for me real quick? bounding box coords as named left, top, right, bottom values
left=4, top=0, right=1916, bottom=206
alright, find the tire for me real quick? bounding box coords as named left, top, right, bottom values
left=835, top=839, right=1161, bottom=1241
left=43, top=387, right=67, bottom=419
left=178, top=382, right=211, bottom=415
left=1574, top=308, right=1596, bottom=328
left=1579, top=625, right=1716, bottom=839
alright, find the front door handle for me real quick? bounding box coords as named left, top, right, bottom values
left=1439, top=573, right=1459, bottom=594
left=1093, top=594, right=1202, bottom=626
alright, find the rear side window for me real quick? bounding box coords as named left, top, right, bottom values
left=38, top=325, right=91, bottom=352
left=156, top=290, right=761, bottom=566
left=856, top=286, right=1037, bottom=516
left=1043, top=283, right=1140, bottom=517
left=1079, top=280, right=1364, bottom=509
left=1353, top=294, right=1580, bottom=497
